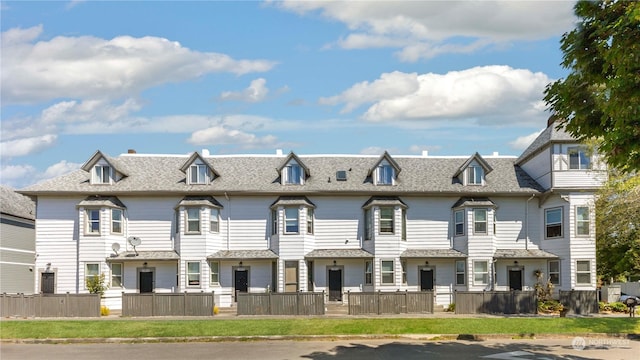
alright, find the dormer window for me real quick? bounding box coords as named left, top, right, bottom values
left=454, top=153, right=492, bottom=186
left=376, top=162, right=394, bottom=185
left=93, top=165, right=112, bottom=184
left=284, top=161, right=303, bottom=185
left=568, top=147, right=591, bottom=170
left=189, top=164, right=209, bottom=184
left=467, top=166, right=483, bottom=185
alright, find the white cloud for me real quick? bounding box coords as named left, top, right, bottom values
left=321, top=66, right=552, bottom=126
left=508, top=129, right=544, bottom=151
left=1, top=25, right=276, bottom=104
left=359, top=146, right=399, bottom=155
left=217, top=78, right=270, bottom=103
left=187, top=125, right=280, bottom=149
left=39, top=160, right=82, bottom=180
left=0, top=134, right=57, bottom=158
left=0, top=164, right=36, bottom=185
left=409, top=144, right=442, bottom=154
left=275, top=1, right=575, bottom=61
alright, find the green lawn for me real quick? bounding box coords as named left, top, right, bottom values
left=1, top=318, right=639, bottom=339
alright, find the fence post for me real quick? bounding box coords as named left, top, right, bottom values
left=184, top=291, right=188, bottom=316
left=66, top=292, right=70, bottom=317
left=377, top=290, right=381, bottom=315
left=212, top=291, right=215, bottom=316
left=405, top=290, right=408, bottom=314
left=152, top=292, right=155, bottom=316
left=347, top=290, right=351, bottom=315
left=269, top=291, right=273, bottom=315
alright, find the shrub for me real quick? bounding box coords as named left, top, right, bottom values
left=86, top=273, right=108, bottom=296
left=538, top=300, right=564, bottom=313
left=599, top=301, right=628, bottom=313
left=445, top=303, right=455, bottom=312
left=100, top=305, right=110, bottom=316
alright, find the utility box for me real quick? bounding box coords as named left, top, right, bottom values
left=601, top=285, right=621, bottom=303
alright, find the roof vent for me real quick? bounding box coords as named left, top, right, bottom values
left=336, top=170, right=347, bottom=181
left=202, top=149, right=210, bottom=157
left=276, top=149, right=283, bottom=156
left=128, top=149, right=136, bottom=154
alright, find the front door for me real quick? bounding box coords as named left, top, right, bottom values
left=235, top=269, right=248, bottom=300
left=509, top=269, right=523, bottom=290
left=139, top=271, right=153, bottom=293
left=420, top=268, right=434, bottom=291
left=41, top=272, right=55, bottom=294
left=328, top=269, right=342, bottom=301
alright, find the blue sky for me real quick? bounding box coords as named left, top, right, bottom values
left=1, top=0, right=577, bottom=189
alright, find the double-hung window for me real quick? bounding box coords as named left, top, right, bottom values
left=455, top=260, right=466, bottom=285
left=190, top=164, right=208, bottom=184
left=377, top=163, right=393, bottom=185
left=285, top=163, right=303, bottom=184
left=576, top=260, right=591, bottom=285
left=186, top=208, right=201, bottom=233
left=568, top=147, right=591, bottom=170
left=364, top=208, right=372, bottom=240
left=93, top=165, right=111, bottom=184
left=210, top=208, right=220, bottom=233
left=576, top=206, right=590, bottom=236
left=379, top=207, right=394, bottom=234
left=381, top=260, right=394, bottom=284
left=364, top=260, right=373, bottom=285
left=401, top=209, right=407, bottom=240
left=111, top=263, right=123, bottom=288
left=210, top=262, right=220, bottom=285
left=271, top=209, right=278, bottom=235
left=285, top=207, right=299, bottom=234
left=545, top=207, right=563, bottom=238
left=306, top=208, right=314, bottom=234
left=187, top=261, right=201, bottom=286
left=111, top=209, right=123, bottom=234
left=85, top=263, right=100, bottom=289
left=548, top=260, right=560, bottom=285
left=454, top=210, right=465, bottom=236
left=473, top=260, right=489, bottom=285
left=467, top=166, right=483, bottom=185
left=86, top=209, right=101, bottom=234
left=473, top=208, right=487, bottom=234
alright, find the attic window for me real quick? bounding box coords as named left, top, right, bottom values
left=376, top=162, right=394, bottom=185
left=336, top=170, right=347, bottom=181
left=467, top=166, right=483, bottom=185
left=283, top=162, right=303, bottom=185
left=189, top=164, right=208, bottom=184
left=93, top=165, right=112, bottom=184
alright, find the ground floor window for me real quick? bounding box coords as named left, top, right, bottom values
left=548, top=260, right=560, bottom=285
left=111, top=263, right=123, bottom=288
left=187, top=261, right=201, bottom=287
left=473, top=260, right=489, bottom=285
left=210, top=261, right=219, bottom=285
left=85, top=263, right=100, bottom=289
left=455, top=260, right=466, bottom=285
left=576, top=260, right=591, bottom=285
left=365, top=260, right=373, bottom=285
left=381, top=260, right=394, bottom=284
left=284, top=261, right=298, bottom=292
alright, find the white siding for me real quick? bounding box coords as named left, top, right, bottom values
left=520, top=147, right=552, bottom=190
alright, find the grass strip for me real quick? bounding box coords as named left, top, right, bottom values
left=1, top=318, right=639, bottom=339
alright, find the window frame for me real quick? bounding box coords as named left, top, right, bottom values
left=86, top=208, right=101, bottom=235
left=111, top=208, right=123, bottom=234
left=111, top=263, right=123, bottom=288
left=209, top=208, right=220, bottom=233
left=306, top=208, right=314, bottom=234
left=568, top=146, right=591, bottom=170
left=576, top=260, right=592, bottom=285
left=401, top=260, right=407, bottom=285
left=467, top=165, right=483, bottom=185
left=364, top=260, right=373, bottom=285
left=473, top=208, right=488, bottom=234
left=454, top=210, right=465, bottom=236
left=545, top=207, right=563, bottom=239
left=381, top=260, right=395, bottom=285
left=379, top=207, right=395, bottom=234
left=473, top=260, right=489, bottom=286
left=575, top=206, right=590, bottom=236
left=548, top=260, right=560, bottom=285
left=85, top=263, right=100, bottom=289
left=401, top=208, right=407, bottom=241
left=210, top=261, right=220, bottom=285
left=284, top=162, right=303, bottom=185
left=186, top=261, right=201, bottom=287
left=93, top=165, right=111, bottom=184
left=284, top=207, right=299, bottom=234
left=189, top=164, right=208, bottom=184
left=455, top=260, right=466, bottom=286
left=271, top=209, right=278, bottom=235
left=185, top=208, right=201, bottom=234
left=364, top=208, right=372, bottom=241
left=376, top=163, right=394, bottom=185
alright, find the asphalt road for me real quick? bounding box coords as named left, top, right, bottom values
left=2, top=338, right=639, bottom=360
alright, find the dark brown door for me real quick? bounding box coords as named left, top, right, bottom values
left=420, top=269, right=434, bottom=291
left=328, top=269, right=342, bottom=301
left=140, top=271, right=153, bottom=293
left=235, top=270, right=248, bottom=294
left=509, top=269, right=523, bottom=290
left=41, top=272, right=55, bottom=294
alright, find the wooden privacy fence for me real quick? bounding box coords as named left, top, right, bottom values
left=236, top=292, right=325, bottom=315
left=0, top=293, right=100, bottom=318
left=122, top=292, right=216, bottom=317
left=348, top=291, right=434, bottom=315
left=454, top=291, right=537, bottom=314
left=559, top=290, right=599, bottom=314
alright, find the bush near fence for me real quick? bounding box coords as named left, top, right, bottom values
left=122, top=292, right=216, bottom=317
left=348, top=291, right=434, bottom=315
left=0, top=293, right=101, bottom=318
left=454, top=291, right=537, bottom=315
left=236, top=292, right=325, bottom=315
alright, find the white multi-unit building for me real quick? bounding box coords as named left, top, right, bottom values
left=20, top=120, right=606, bottom=309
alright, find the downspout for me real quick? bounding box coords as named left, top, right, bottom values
left=224, top=192, right=230, bottom=250
left=525, top=194, right=536, bottom=250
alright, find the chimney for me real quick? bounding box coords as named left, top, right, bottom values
left=493, top=151, right=499, bottom=156
left=547, top=114, right=558, bottom=127
left=127, top=149, right=136, bottom=154
left=276, top=149, right=283, bottom=156
left=422, top=150, right=429, bottom=157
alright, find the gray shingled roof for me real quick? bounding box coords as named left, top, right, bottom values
left=516, top=123, right=576, bottom=165
left=106, top=250, right=180, bottom=262
left=400, top=249, right=467, bottom=258
left=207, top=250, right=278, bottom=260
left=494, top=249, right=558, bottom=259
left=305, top=249, right=374, bottom=258
left=451, top=197, right=496, bottom=208
left=0, top=185, right=35, bottom=220
left=77, top=196, right=126, bottom=208
left=19, top=152, right=545, bottom=196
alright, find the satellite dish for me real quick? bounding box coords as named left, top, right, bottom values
left=128, top=236, right=142, bottom=247
left=111, top=242, right=120, bottom=254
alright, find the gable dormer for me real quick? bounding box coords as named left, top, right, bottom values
left=277, top=152, right=310, bottom=185
left=180, top=152, right=219, bottom=185
left=454, top=152, right=493, bottom=186
left=369, top=151, right=401, bottom=186
left=81, top=150, right=126, bottom=185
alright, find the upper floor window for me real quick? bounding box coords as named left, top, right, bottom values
left=86, top=209, right=101, bottom=235
left=545, top=207, right=563, bottom=239
left=306, top=208, right=314, bottom=234
left=111, top=209, right=123, bottom=234
left=379, top=207, right=394, bottom=234
left=189, top=164, right=208, bottom=184
left=576, top=206, right=590, bottom=236
left=364, top=208, right=372, bottom=240
left=376, top=163, right=394, bottom=185
left=284, top=162, right=303, bottom=185
left=401, top=209, right=407, bottom=241
left=93, top=165, right=111, bottom=184
left=271, top=209, right=278, bottom=235
left=568, top=147, right=591, bottom=170
left=210, top=208, right=220, bottom=233
left=186, top=208, right=201, bottom=234
left=454, top=210, right=465, bottom=236
left=285, top=207, right=299, bottom=234
left=473, top=208, right=487, bottom=234
left=467, top=166, right=483, bottom=185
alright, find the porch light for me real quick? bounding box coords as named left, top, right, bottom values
left=239, top=261, right=243, bottom=266
left=333, top=260, right=337, bottom=266
left=514, top=261, right=518, bottom=265
left=143, top=262, right=148, bottom=268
